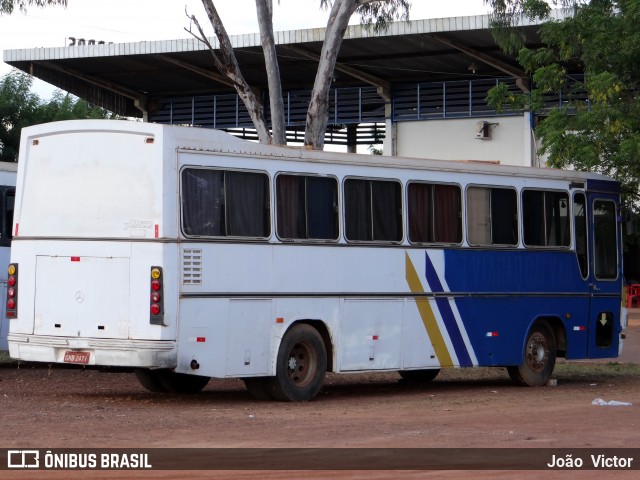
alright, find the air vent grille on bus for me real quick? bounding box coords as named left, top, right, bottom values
left=182, top=249, right=203, bottom=285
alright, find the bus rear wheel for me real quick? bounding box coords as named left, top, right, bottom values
left=135, top=368, right=210, bottom=393
left=135, top=368, right=169, bottom=393
left=268, top=324, right=327, bottom=402
left=399, top=369, right=440, bottom=382
left=507, top=322, right=556, bottom=387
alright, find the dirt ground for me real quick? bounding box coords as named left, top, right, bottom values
left=1, top=324, right=639, bottom=480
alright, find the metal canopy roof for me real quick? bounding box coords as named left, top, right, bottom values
left=3, top=12, right=565, bottom=120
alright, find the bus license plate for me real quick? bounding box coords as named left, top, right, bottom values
left=63, top=351, right=90, bottom=364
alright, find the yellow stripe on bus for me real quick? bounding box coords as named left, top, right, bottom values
left=405, top=252, right=454, bottom=367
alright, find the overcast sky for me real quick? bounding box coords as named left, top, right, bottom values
left=0, top=0, right=490, bottom=98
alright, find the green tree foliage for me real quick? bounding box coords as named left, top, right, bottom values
left=485, top=0, right=640, bottom=212
left=0, top=0, right=67, bottom=15
left=0, top=71, right=40, bottom=162
left=0, top=70, right=111, bottom=162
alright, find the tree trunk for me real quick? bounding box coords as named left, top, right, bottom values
left=256, top=0, right=287, bottom=145
left=304, top=0, right=376, bottom=150
left=199, top=0, right=272, bottom=144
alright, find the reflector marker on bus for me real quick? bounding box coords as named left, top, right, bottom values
left=155, top=225, right=159, bottom=238
left=188, top=337, right=207, bottom=343
left=71, top=257, right=80, bottom=262
left=486, top=332, right=499, bottom=337
left=276, top=317, right=284, bottom=324
left=573, top=326, right=586, bottom=331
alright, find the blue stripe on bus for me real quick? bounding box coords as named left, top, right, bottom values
left=423, top=253, right=473, bottom=367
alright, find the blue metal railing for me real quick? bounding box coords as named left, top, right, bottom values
left=148, top=76, right=588, bottom=129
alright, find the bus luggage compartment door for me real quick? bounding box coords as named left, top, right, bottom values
left=34, top=255, right=130, bottom=338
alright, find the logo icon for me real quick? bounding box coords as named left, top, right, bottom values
left=7, top=450, right=40, bottom=468
left=75, top=291, right=85, bottom=303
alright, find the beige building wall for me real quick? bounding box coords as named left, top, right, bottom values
left=385, top=114, right=541, bottom=167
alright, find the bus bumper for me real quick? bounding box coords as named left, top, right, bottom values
left=7, top=333, right=177, bottom=368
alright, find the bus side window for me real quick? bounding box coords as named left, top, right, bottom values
left=573, top=193, right=588, bottom=279
left=593, top=199, right=618, bottom=280
left=466, top=186, right=518, bottom=246
left=408, top=182, right=462, bottom=244
left=522, top=190, right=570, bottom=247
left=344, top=178, right=402, bottom=242
left=276, top=174, right=338, bottom=241
left=226, top=171, right=270, bottom=237
left=181, top=168, right=270, bottom=238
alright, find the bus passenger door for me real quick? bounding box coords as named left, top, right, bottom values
left=586, top=193, right=622, bottom=359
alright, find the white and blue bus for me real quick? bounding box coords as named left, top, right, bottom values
left=6, top=120, right=625, bottom=401
left=0, top=162, right=17, bottom=351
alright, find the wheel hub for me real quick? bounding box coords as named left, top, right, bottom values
left=526, top=332, right=548, bottom=373
left=288, top=355, right=298, bottom=371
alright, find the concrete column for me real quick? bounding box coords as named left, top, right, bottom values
left=347, top=124, right=358, bottom=154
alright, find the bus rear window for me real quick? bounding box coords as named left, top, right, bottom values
left=181, top=168, right=270, bottom=238
left=466, top=186, right=518, bottom=246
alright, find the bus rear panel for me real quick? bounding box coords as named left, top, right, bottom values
left=8, top=121, right=176, bottom=367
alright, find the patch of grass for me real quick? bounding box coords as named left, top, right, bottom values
left=0, top=351, right=15, bottom=365
left=554, top=361, right=640, bottom=378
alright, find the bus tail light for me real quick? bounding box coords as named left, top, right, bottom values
left=150, top=266, right=165, bottom=325
left=6, top=263, right=17, bottom=318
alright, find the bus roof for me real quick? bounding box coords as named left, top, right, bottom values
left=20, top=119, right=614, bottom=186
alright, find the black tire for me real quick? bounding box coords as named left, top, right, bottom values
left=267, top=324, right=327, bottom=402
left=243, top=377, right=273, bottom=400
left=135, top=368, right=209, bottom=393
left=157, top=370, right=210, bottom=393
left=507, top=322, right=556, bottom=387
left=135, top=368, right=169, bottom=393
left=399, top=368, right=440, bottom=382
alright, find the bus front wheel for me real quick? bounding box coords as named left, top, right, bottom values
left=507, top=322, right=556, bottom=387
left=268, top=324, right=327, bottom=402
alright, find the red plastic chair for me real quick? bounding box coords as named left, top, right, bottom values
left=627, top=284, right=640, bottom=308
